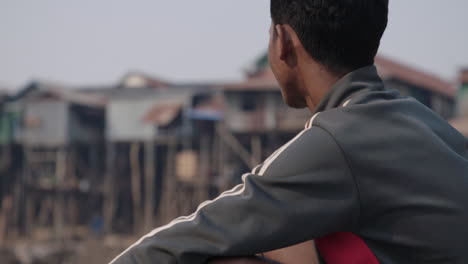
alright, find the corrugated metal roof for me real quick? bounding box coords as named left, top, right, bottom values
left=375, top=55, right=456, bottom=98
left=13, top=81, right=107, bottom=107
left=142, top=103, right=183, bottom=126
left=119, top=72, right=171, bottom=89
left=47, top=86, right=107, bottom=107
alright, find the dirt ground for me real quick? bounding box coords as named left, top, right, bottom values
left=1, top=235, right=135, bottom=264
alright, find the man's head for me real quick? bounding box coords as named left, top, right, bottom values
left=268, top=0, right=388, bottom=108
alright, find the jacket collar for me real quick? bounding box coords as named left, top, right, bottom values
left=312, top=65, right=384, bottom=114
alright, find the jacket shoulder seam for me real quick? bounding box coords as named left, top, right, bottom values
left=313, top=124, right=362, bottom=230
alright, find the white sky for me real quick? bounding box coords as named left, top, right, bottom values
left=1, top=0, right=467, bottom=89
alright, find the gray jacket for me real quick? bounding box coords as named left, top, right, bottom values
left=110, top=66, right=468, bottom=264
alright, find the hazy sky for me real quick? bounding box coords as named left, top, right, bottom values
left=1, top=0, right=467, bottom=89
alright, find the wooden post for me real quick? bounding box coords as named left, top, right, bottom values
left=12, top=179, right=21, bottom=239
left=212, top=130, right=221, bottom=193
left=130, top=142, right=142, bottom=233
left=0, top=195, right=12, bottom=246
left=54, top=148, right=67, bottom=240
left=104, top=142, right=116, bottom=234
left=25, top=192, right=34, bottom=236
left=215, top=124, right=254, bottom=170
left=38, top=197, right=52, bottom=227
left=251, top=135, right=262, bottom=166
left=23, top=146, right=33, bottom=236
left=217, top=127, right=229, bottom=192
left=197, top=134, right=210, bottom=203
left=162, top=135, right=177, bottom=223
left=144, top=140, right=156, bottom=232
left=0, top=144, right=11, bottom=172
left=68, top=147, right=77, bottom=230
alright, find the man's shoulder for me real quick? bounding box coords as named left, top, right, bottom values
left=312, top=89, right=438, bottom=136
left=310, top=89, right=465, bottom=155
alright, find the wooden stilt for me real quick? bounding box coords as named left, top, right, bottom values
left=216, top=124, right=254, bottom=169
left=144, top=141, right=156, bottom=232
left=25, top=192, right=34, bottom=236
left=0, top=144, right=11, bottom=172
left=12, top=169, right=22, bottom=239
left=162, top=136, right=177, bottom=223
left=38, top=197, right=52, bottom=227
left=198, top=134, right=210, bottom=203
left=212, top=131, right=221, bottom=194
left=23, top=146, right=33, bottom=236
left=54, top=148, right=66, bottom=240
left=130, top=142, right=142, bottom=233
left=68, top=147, right=77, bottom=230
left=217, top=128, right=229, bottom=192
left=251, top=135, right=262, bottom=166
left=104, top=142, right=116, bottom=234
left=0, top=196, right=12, bottom=246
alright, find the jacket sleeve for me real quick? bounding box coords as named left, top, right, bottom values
left=109, top=126, right=360, bottom=264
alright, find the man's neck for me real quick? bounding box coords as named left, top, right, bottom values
left=298, top=62, right=345, bottom=112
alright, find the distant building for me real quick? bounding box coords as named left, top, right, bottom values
left=6, top=81, right=107, bottom=235
left=104, top=73, right=224, bottom=232
left=106, top=72, right=219, bottom=142
left=11, top=81, right=106, bottom=146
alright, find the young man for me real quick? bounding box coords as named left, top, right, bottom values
left=110, top=1, right=468, bottom=263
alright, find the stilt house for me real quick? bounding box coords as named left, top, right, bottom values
left=10, top=81, right=107, bottom=238
left=104, top=73, right=223, bottom=233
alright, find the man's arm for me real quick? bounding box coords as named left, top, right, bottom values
left=110, top=126, right=359, bottom=264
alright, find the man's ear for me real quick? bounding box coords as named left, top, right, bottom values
left=275, top=24, right=293, bottom=62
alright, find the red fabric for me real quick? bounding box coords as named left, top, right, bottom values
left=315, top=232, right=380, bottom=264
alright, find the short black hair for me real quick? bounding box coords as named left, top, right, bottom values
left=271, top=0, right=388, bottom=74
